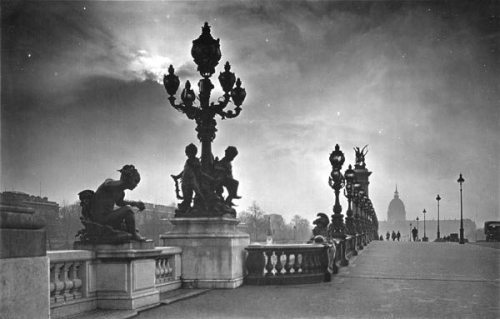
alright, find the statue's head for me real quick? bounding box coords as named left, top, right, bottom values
left=185, top=143, right=198, bottom=157
left=119, top=165, right=141, bottom=189
left=78, top=190, right=94, bottom=207
left=313, top=235, right=327, bottom=244
left=313, top=212, right=329, bottom=228
left=225, top=146, right=238, bottom=160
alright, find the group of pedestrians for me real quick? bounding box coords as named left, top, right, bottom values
left=385, top=231, right=401, bottom=241
left=381, top=228, right=419, bottom=242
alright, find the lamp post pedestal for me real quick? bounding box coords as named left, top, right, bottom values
left=161, top=217, right=250, bottom=288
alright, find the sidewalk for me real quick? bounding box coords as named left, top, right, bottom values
left=136, top=241, right=499, bottom=319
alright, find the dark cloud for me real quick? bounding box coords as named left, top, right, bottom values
left=1, top=0, right=499, bottom=224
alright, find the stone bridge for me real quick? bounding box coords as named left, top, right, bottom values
left=133, top=241, right=499, bottom=319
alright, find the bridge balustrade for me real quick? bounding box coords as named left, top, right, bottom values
left=154, top=246, right=182, bottom=293
left=245, top=243, right=331, bottom=285
left=48, top=247, right=181, bottom=318
left=48, top=250, right=96, bottom=319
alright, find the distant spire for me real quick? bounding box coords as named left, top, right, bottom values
left=394, top=184, right=399, bottom=198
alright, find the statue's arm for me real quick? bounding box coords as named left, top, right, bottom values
left=116, top=193, right=145, bottom=211
left=171, top=171, right=183, bottom=180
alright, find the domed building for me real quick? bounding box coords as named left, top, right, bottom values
left=378, top=186, right=477, bottom=242
left=387, top=186, right=406, bottom=222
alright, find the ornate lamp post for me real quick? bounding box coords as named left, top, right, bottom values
left=365, top=199, right=373, bottom=240
left=328, top=144, right=346, bottom=238
left=422, top=209, right=427, bottom=242
left=359, top=191, right=368, bottom=244
left=369, top=205, right=375, bottom=240
left=436, top=194, right=441, bottom=240
left=163, top=23, right=247, bottom=217
left=352, top=182, right=361, bottom=234
left=164, top=23, right=246, bottom=169
left=358, top=189, right=366, bottom=233
left=344, top=165, right=356, bottom=235
left=457, top=173, right=465, bottom=244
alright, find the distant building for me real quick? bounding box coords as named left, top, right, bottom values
left=136, top=203, right=175, bottom=225
left=378, top=188, right=477, bottom=241
left=387, top=186, right=406, bottom=222
left=135, top=203, right=176, bottom=245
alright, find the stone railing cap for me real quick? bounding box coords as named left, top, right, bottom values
left=0, top=204, right=45, bottom=229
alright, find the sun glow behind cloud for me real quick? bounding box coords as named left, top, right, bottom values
left=2, top=1, right=498, bottom=225
left=127, top=49, right=173, bottom=82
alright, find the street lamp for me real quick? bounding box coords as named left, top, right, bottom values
left=457, top=173, right=465, bottom=244
left=436, top=194, right=441, bottom=240
left=328, top=144, right=346, bottom=238
left=163, top=22, right=247, bottom=217
left=344, top=164, right=356, bottom=235
left=358, top=189, right=366, bottom=234
left=422, top=209, right=427, bottom=242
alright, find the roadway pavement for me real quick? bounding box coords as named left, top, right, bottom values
left=134, top=241, right=499, bottom=319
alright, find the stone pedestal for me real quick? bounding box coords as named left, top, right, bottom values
left=0, top=203, right=49, bottom=319
left=75, top=241, right=161, bottom=310
left=160, top=217, right=250, bottom=289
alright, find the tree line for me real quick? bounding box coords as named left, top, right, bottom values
left=238, top=202, right=312, bottom=243
left=49, top=201, right=312, bottom=249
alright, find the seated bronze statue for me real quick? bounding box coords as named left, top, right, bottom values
left=77, top=165, right=146, bottom=243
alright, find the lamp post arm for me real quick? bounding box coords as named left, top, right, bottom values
left=168, top=96, right=201, bottom=120
left=213, top=94, right=242, bottom=120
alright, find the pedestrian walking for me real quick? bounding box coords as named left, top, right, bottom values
left=412, top=227, right=418, bottom=242
left=391, top=231, right=396, bottom=241
left=386, top=231, right=390, bottom=240
left=396, top=231, right=401, bottom=241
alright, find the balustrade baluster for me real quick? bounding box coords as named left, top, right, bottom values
left=275, top=250, right=283, bottom=275
left=49, top=264, right=56, bottom=304
left=53, top=263, right=65, bottom=303
left=63, top=263, right=74, bottom=301
left=300, top=252, right=308, bottom=273
left=165, top=258, right=172, bottom=278
left=163, top=258, right=167, bottom=282
left=155, top=259, right=161, bottom=283
left=265, top=250, right=274, bottom=277
left=160, top=259, right=167, bottom=282
left=284, top=251, right=292, bottom=274
left=293, top=253, right=301, bottom=273
left=71, top=261, right=82, bottom=299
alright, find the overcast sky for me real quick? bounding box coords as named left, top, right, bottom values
left=2, top=1, right=499, bottom=226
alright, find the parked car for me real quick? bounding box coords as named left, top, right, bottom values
left=484, top=221, right=500, bottom=242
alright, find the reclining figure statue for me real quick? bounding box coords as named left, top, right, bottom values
left=76, top=165, right=146, bottom=243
